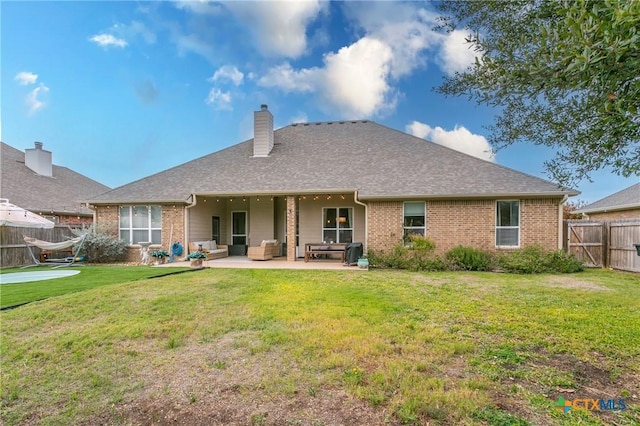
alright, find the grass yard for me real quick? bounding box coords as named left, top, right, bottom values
left=0, top=265, right=191, bottom=309
left=1, top=268, right=638, bottom=425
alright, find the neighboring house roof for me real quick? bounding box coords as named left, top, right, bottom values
left=1, top=142, right=111, bottom=216
left=575, top=182, right=640, bottom=214
left=88, top=120, right=577, bottom=204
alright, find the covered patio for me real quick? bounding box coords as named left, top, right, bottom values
left=185, top=192, right=367, bottom=262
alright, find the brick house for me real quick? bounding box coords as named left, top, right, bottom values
left=575, top=183, right=640, bottom=220
left=87, top=105, right=578, bottom=262
left=1, top=141, right=110, bottom=226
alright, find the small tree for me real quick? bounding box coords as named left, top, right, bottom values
left=563, top=199, right=588, bottom=220
left=71, top=224, right=127, bottom=263
left=436, top=0, right=640, bottom=186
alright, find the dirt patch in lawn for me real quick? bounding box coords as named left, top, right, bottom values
left=492, top=349, right=639, bottom=425
left=82, top=332, right=399, bottom=426
left=542, top=275, right=612, bottom=291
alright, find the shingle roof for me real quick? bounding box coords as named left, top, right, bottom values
left=1, top=142, right=111, bottom=215
left=88, top=120, right=577, bottom=204
left=575, top=182, right=640, bottom=214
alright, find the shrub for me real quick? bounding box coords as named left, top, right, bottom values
left=542, top=250, right=584, bottom=273
left=497, top=245, right=584, bottom=274
left=71, top=224, right=127, bottom=263
left=497, top=246, right=547, bottom=274
left=368, top=237, right=446, bottom=271
left=445, top=246, right=493, bottom=271
left=407, top=235, right=436, bottom=252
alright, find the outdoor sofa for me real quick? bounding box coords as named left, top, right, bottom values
left=187, top=240, right=228, bottom=260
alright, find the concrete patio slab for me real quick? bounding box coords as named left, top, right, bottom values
left=156, top=256, right=366, bottom=271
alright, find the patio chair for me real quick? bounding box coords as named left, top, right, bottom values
left=247, top=240, right=280, bottom=261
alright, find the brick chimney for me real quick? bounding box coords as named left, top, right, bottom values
left=25, top=141, right=53, bottom=177
left=253, top=104, right=274, bottom=157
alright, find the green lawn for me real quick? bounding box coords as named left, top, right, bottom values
left=0, top=265, right=191, bottom=309
left=1, top=268, right=638, bottom=425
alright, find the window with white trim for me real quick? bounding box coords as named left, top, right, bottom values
left=119, top=205, right=162, bottom=245
left=322, top=207, right=353, bottom=243
left=496, top=200, right=520, bottom=247
left=403, top=202, right=426, bottom=241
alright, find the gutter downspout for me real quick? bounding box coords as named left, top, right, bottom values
left=559, top=194, right=568, bottom=250
left=184, top=194, right=198, bottom=248
left=354, top=190, right=368, bottom=253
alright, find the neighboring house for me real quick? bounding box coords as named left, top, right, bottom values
left=87, top=105, right=578, bottom=261
left=1, top=141, right=111, bottom=226
left=575, top=182, right=640, bottom=220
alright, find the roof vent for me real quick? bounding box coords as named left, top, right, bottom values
left=253, top=104, right=274, bottom=157
left=25, top=141, right=53, bottom=177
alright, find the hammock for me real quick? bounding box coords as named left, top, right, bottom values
left=22, top=234, right=88, bottom=268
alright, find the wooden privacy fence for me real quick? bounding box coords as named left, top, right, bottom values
left=0, top=226, right=82, bottom=268
left=564, top=219, right=640, bottom=272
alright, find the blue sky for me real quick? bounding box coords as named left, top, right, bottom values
left=2, top=1, right=637, bottom=204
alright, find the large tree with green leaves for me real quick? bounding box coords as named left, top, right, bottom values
left=436, top=0, right=639, bottom=186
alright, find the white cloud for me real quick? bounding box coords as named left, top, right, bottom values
left=205, top=88, right=232, bottom=110
left=89, top=33, right=128, bottom=48
left=259, top=37, right=395, bottom=118
left=174, top=0, right=224, bottom=15
left=258, top=62, right=317, bottom=93
left=254, top=2, right=437, bottom=117
left=222, top=1, right=325, bottom=58
left=320, top=37, right=395, bottom=117
left=172, top=31, right=216, bottom=61
left=343, top=3, right=480, bottom=77
left=290, top=112, right=308, bottom=124
left=14, top=71, right=38, bottom=85
left=343, top=2, right=441, bottom=79
left=209, top=65, right=244, bottom=86
left=406, top=121, right=494, bottom=162
left=437, top=30, right=480, bottom=75
left=26, top=83, right=50, bottom=115
left=118, top=21, right=157, bottom=44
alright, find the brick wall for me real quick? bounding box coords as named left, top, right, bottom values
left=586, top=208, right=640, bottom=221
left=94, top=204, right=186, bottom=263
left=58, top=215, right=93, bottom=226
left=94, top=205, right=119, bottom=237
left=520, top=198, right=560, bottom=251
left=161, top=205, right=185, bottom=250
left=367, top=198, right=562, bottom=254
left=286, top=196, right=297, bottom=261
left=428, top=200, right=495, bottom=252
left=367, top=201, right=403, bottom=251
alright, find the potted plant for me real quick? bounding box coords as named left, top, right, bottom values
left=187, top=251, right=207, bottom=267
left=357, top=257, right=369, bottom=269
left=150, top=249, right=170, bottom=265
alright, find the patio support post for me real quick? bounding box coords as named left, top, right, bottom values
left=286, top=195, right=297, bottom=261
